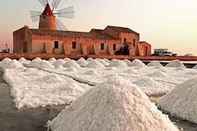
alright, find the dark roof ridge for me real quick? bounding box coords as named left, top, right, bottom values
left=105, top=25, right=139, bottom=35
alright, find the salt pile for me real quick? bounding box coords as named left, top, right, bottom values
left=64, top=60, right=81, bottom=69
left=64, top=58, right=72, bottom=62
left=48, top=58, right=57, bottom=63
left=133, top=77, right=166, bottom=95
left=96, top=58, right=109, bottom=66
left=53, top=59, right=66, bottom=68
left=166, top=60, right=185, bottom=68
left=77, top=57, right=88, bottom=67
left=49, top=76, right=179, bottom=131
left=86, top=59, right=105, bottom=68
left=28, top=59, right=54, bottom=69
left=147, top=70, right=168, bottom=78
left=0, top=59, right=24, bottom=69
left=147, top=61, right=162, bottom=67
left=108, top=59, right=128, bottom=68
left=129, top=59, right=146, bottom=67
left=19, top=57, right=30, bottom=65
left=158, top=77, right=197, bottom=123
left=123, top=59, right=132, bottom=65
left=193, top=64, right=197, bottom=69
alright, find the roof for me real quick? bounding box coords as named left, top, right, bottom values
left=42, top=3, right=54, bottom=16
left=30, top=29, right=118, bottom=40
left=105, top=26, right=139, bottom=35
left=90, top=29, right=118, bottom=40
left=31, top=29, right=91, bottom=38
left=29, top=25, right=139, bottom=40
left=139, top=41, right=151, bottom=46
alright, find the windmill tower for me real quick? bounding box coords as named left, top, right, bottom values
left=39, top=3, right=57, bottom=30
left=31, top=0, right=74, bottom=31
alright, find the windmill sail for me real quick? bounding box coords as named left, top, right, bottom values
left=30, top=11, right=42, bottom=22
left=51, top=0, right=62, bottom=10
left=54, top=6, right=74, bottom=18
left=56, top=19, right=67, bottom=30
left=38, top=0, right=49, bottom=6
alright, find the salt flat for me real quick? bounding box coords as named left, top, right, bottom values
left=0, top=58, right=197, bottom=130
left=1, top=57, right=197, bottom=109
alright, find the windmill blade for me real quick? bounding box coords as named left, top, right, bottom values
left=38, top=0, right=49, bottom=6
left=51, top=0, right=62, bottom=10
left=30, top=11, right=42, bottom=22
left=56, top=19, right=68, bottom=31
left=54, top=6, right=74, bottom=19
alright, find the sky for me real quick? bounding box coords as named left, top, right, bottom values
left=0, top=0, right=197, bottom=55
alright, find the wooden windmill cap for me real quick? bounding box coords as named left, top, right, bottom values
left=42, top=3, right=54, bottom=16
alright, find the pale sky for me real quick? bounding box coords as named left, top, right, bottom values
left=0, top=0, right=197, bottom=55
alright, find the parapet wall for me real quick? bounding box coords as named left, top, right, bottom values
left=0, top=53, right=197, bottom=61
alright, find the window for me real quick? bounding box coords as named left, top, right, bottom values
left=133, top=39, right=136, bottom=46
left=54, top=41, right=59, bottom=49
left=72, top=41, right=77, bottom=49
left=101, top=43, right=105, bottom=50
left=23, top=42, right=28, bottom=53
left=133, top=39, right=136, bottom=44
left=124, top=38, right=127, bottom=43
left=113, top=44, right=116, bottom=50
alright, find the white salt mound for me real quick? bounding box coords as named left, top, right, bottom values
left=132, top=76, right=172, bottom=96
left=64, top=58, right=71, bottom=62
left=53, top=59, right=66, bottom=68
left=129, top=59, right=146, bottom=67
left=64, top=60, right=81, bottom=69
left=123, top=59, right=132, bottom=65
left=147, top=70, right=168, bottom=78
left=49, top=76, right=178, bottom=131
left=19, top=57, right=31, bottom=65
left=147, top=61, right=162, bottom=67
left=48, top=58, right=56, bottom=63
left=77, top=57, right=88, bottom=67
left=193, top=65, right=197, bottom=69
left=108, top=59, right=128, bottom=68
left=159, top=77, right=197, bottom=124
left=86, top=59, right=105, bottom=68
left=96, top=58, right=109, bottom=66
left=166, top=60, right=185, bottom=68
left=0, top=59, right=24, bottom=69
left=2, top=57, right=12, bottom=63
left=27, top=59, right=54, bottom=69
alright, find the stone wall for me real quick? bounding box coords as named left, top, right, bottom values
left=138, top=41, right=152, bottom=56
left=13, top=26, right=152, bottom=57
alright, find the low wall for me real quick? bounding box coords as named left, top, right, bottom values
left=0, top=53, right=197, bottom=61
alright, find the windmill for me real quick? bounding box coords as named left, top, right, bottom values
left=30, top=0, right=74, bottom=30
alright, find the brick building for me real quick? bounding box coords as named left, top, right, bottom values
left=13, top=4, right=151, bottom=57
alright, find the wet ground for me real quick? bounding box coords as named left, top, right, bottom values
left=0, top=71, right=197, bottom=131
left=0, top=71, right=65, bottom=131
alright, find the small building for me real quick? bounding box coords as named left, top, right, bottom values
left=13, top=4, right=151, bottom=57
